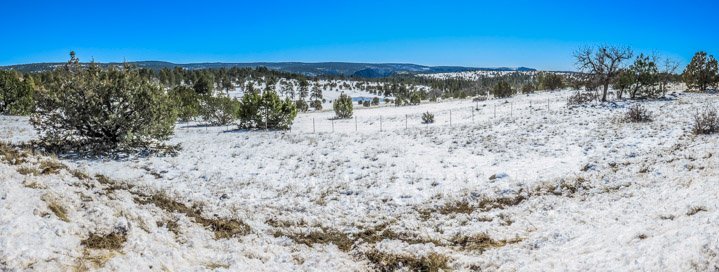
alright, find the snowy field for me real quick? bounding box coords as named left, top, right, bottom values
left=2, top=90, right=719, bottom=271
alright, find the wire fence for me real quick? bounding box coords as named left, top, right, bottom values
left=180, top=95, right=570, bottom=135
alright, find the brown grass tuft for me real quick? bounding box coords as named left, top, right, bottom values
left=274, top=228, right=354, bottom=252
left=81, top=232, right=127, bottom=250
left=365, top=250, right=450, bottom=272
left=135, top=194, right=250, bottom=239
left=450, top=233, right=522, bottom=252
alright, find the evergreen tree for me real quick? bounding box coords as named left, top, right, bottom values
left=31, top=53, right=177, bottom=153
left=169, top=85, right=200, bottom=122
left=0, top=70, right=35, bottom=115
left=492, top=81, right=513, bottom=98
left=683, top=51, right=719, bottom=91
left=238, top=90, right=296, bottom=129
left=333, top=93, right=353, bottom=119
left=628, top=54, right=659, bottom=98
left=200, top=94, right=241, bottom=126
left=193, top=74, right=214, bottom=95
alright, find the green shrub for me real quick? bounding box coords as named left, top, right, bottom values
left=371, top=97, right=380, bottom=106
left=311, top=99, right=323, bottom=110
left=410, top=93, right=421, bottom=105
left=422, top=112, right=434, bottom=124
left=295, top=100, right=309, bottom=112
left=0, top=71, right=34, bottom=115
left=333, top=93, right=353, bottom=119
left=31, top=58, right=176, bottom=153
left=169, top=86, right=200, bottom=122
left=200, top=95, right=240, bottom=126
left=239, top=90, right=297, bottom=130
left=362, top=100, right=370, bottom=107
left=492, top=81, right=513, bottom=98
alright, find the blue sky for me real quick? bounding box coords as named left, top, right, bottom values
left=2, top=0, right=717, bottom=70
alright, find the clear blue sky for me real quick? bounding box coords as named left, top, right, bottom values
left=2, top=0, right=717, bottom=70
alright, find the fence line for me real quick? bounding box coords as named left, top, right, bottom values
left=180, top=96, right=568, bottom=135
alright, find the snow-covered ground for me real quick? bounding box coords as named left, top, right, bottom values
left=2, top=90, right=719, bottom=271
left=223, top=79, right=427, bottom=110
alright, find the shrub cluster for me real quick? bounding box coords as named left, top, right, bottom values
left=200, top=95, right=241, bottom=126
left=567, top=91, right=596, bottom=105
left=238, top=90, right=297, bottom=130
left=492, top=81, right=513, bottom=98
left=31, top=60, right=176, bottom=153
left=625, top=104, right=652, bottom=122
left=693, top=107, right=719, bottom=135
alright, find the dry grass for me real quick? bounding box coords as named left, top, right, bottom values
left=693, top=107, right=719, bottom=135
left=365, top=250, right=450, bottom=272
left=16, top=166, right=39, bottom=176
left=38, top=158, right=66, bottom=175
left=274, top=228, right=354, bottom=252
left=81, top=232, right=127, bottom=250
left=45, top=201, right=70, bottom=222
left=73, top=248, right=118, bottom=272
left=624, top=104, right=653, bottom=123
left=477, top=194, right=527, bottom=212
left=135, top=194, right=250, bottom=239
left=450, top=233, right=522, bottom=252
left=687, top=206, right=708, bottom=216
left=157, top=220, right=181, bottom=236
left=0, top=142, right=29, bottom=165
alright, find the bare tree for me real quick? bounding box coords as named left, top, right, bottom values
left=659, top=57, right=679, bottom=96
left=574, top=45, right=633, bottom=102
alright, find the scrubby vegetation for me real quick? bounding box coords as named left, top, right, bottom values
left=238, top=90, right=297, bottom=130
left=0, top=70, right=35, bottom=115
left=625, top=104, right=653, bottom=122
left=333, top=93, right=353, bottom=119
left=200, top=95, right=241, bottom=126
left=692, top=107, right=719, bottom=135
left=492, top=81, right=513, bottom=98
left=683, top=51, right=719, bottom=92
left=30, top=52, right=177, bottom=154
left=422, top=112, right=435, bottom=124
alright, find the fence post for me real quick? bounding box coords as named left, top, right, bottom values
left=313, top=118, right=315, bottom=133
left=355, top=116, right=357, bottom=132
left=405, top=114, right=408, bottom=129
left=494, top=104, right=496, bottom=119
left=510, top=103, right=513, bottom=118
left=450, top=110, right=452, bottom=127
left=472, top=107, right=475, bottom=123
left=547, top=98, right=550, bottom=112
left=380, top=116, right=383, bottom=132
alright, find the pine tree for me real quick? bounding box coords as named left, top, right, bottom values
left=683, top=51, right=719, bottom=92
left=31, top=53, right=177, bottom=153
left=333, top=93, right=353, bottom=119
left=193, top=74, right=214, bottom=95
left=628, top=54, right=659, bottom=98
left=492, top=81, right=513, bottom=98
left=169, top=85, right=201, bottom=122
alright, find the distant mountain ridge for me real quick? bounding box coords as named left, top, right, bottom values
left=0, top=61, right=535, bottom=78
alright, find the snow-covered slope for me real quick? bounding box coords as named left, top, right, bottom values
left=2, top=90, right=719, bottom=271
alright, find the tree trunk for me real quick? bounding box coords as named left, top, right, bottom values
left=602, top=83, right=609, bottom=102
